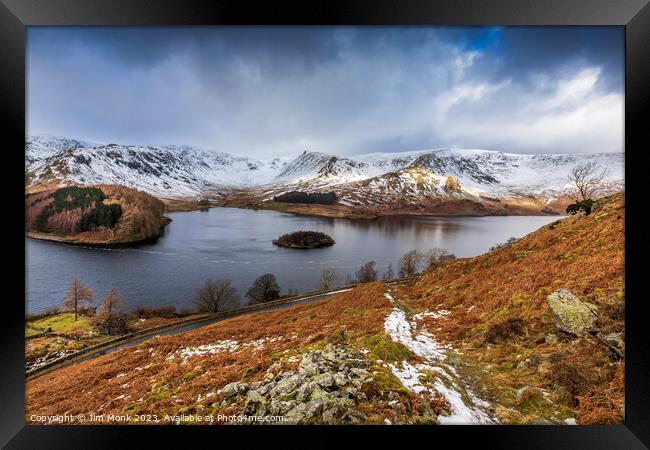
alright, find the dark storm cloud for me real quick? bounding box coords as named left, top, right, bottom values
left=496, top=26, right=623, bottom=91
left=27, top=26, right=624, bottom=157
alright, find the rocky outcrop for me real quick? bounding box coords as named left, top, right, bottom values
left=546, top=289, right=624, bottom=359
left=217, top=344, right=371, bottom=424
left=596, top=331, right=625, bottom=358
left=546, top=289, right=598, bottom=337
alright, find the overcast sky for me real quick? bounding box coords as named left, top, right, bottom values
left=27, top=26, right=624, bottom=158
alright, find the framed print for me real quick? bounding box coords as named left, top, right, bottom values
left=1, top=0, right=648, bottom=448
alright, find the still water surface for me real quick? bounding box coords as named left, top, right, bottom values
left=26, top=207, right=559, bottom=314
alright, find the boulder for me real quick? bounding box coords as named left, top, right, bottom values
left=546, top=289, right=598, bottom=336
left=284, top=403, right=309, bottom=423
left=544, top=333, right=559, bottom=344
left=333, top=372, right=348, bottom=387
left=314, top=372, right=336, bottom=389
left=495, top=406, right=523, bottom=424
left=603, top=332, right=625, bottom=353
left=595, top=331, right=625, bottom=358
left=243, top=390, right=267, bottom=415
left=298, top=354, right=321, bottom=376
left=270, top=399, right=295, bottom=416
left=221, top=381, right=248, bottom=398
left=322, top=406, right=339, bottom=423
left=295, top=382, right=314, bottom=402
left=269, top=374, right=302, bottom=398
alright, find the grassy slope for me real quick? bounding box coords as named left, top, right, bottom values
left=25, top=313, right=112, bottom=371
left=25, top=311, right=212, bottom=374
left=25, top=193, right=624, bottom=424
left=400, top=192, right=625, bottom=424
left=26, top=313, right=95, bottom=337
left=26, top=284, right=402, bottom=422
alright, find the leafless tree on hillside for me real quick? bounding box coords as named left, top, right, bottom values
left=398, top=250, right=424, bottom=277
left=317, top=268, right=340, bottom=290
left=383, top=263, right=395, bottom=280
left=246, top=273, right=281, bottom=304
left=194, top=278, right=240, bottom=313
left=95, top=288, right=126, bottom=320
left=424, top=248, right=456, bottom=270
left=567, top=161, right=610, bottom=201
left=59, top=277, right=94, bottom=321
left=94, top=288, right=127, bottom=334
left=356, top=261, right=378, bottom=283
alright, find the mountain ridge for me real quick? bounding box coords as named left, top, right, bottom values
left=26, top=135, right=624, bottom=215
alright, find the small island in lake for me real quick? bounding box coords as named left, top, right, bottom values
left=272, top=231, right=335, bottom=249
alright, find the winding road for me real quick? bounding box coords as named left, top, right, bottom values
left=27, top=287, right=353, bottom=380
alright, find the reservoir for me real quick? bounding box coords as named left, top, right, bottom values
left=26, top=207, right=559, bottom=314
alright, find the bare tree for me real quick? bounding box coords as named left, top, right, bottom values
left=344, top=274, right=356, bottom=285
left=246, top=273, right=281, bottom=304
left=398, top=250, right=424, bottom=277
left=94, top=288, right=127, bottom=335
left=286, top=287, right=299, bottom=297
left=194, top=278, right=240, bottom=313
left=95, top=288, right=126, bottom=321
left=59, top=277, right=94, bottom=321
left=356, top=261, right=378, bottom=283
left=424, top=248, right=455, bottom=270
left=317, top=268, right=339, bottom=290
left=567, top=161, right=610, bottom=201
left=383, top=263, right=395, bottom=281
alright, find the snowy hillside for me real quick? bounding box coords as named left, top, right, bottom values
left=25, top=135, right=97, bottom=168
left=269, top=148, right=624, bottom=202
left=25, top=135, right=624, bottom=204
left=26, top=136, right=288, bottom=198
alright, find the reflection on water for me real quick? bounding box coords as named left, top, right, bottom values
left=26, top=207, right=559, bottom=314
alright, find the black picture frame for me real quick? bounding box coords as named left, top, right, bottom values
left=2, top=0, right=648, bottom=448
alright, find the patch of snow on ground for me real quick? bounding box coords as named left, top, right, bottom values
left=385, top=308, right=448, bottom=360
left=383, top=290, right=496, bottom=424
left=172, top=340, right=239, bottom=363
left=170, top=336, right=284, bottom=363
left=413, top=310, right=450, bottom=321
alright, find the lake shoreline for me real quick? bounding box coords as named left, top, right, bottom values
left=26, top=208, right=561, bottom=315
left=164, top=199, right=563, bottom=220
left=25, top=216, right=171, bottom=248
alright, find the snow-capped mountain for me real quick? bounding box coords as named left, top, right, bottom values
left=267, top=148, right=624, bottom=203
left=25, top=135, right=624, bottom=211
left=26, top=136, right=288, bottom=197
left=25, top=135, right=97, bottom=168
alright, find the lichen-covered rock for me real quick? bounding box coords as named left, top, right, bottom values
left=544, top=333, right=559, bottom=344
left=298, top=353, right=322, bottom=376
left=243, top=390, right=267, bottom=415
left=314, top=372, right=336, bottom=388
left=221, top=381, right=248, bottom=398
left=602, top=332, right=625, bottom=353
left=218, top=344, right=372, bottom=424
left=495, top=405, right=523, bottom=424
left=269, top=399, right=295, bottom=415
left=546, top=289, right=598, bottom=336
left=269, top=374, right=302, bottom=398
